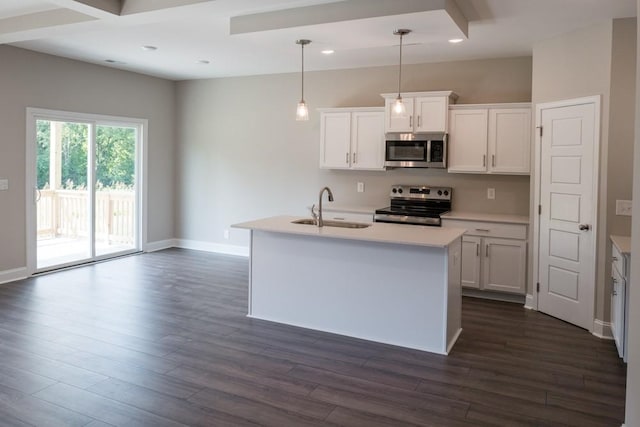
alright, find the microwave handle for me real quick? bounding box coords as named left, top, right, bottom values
left=426, top=140, right=431, bottom=163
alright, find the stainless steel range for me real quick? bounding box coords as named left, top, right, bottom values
left=374, top=185, right=452, bottom=226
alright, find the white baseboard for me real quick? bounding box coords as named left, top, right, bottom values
left=145, top=239, right=177, bottom=252
left=592, top=319, right=613, bottom=339
left=0, top=267, right=28, bottom=285
left=524, top=293, right=535, bottom=310
left=174, top=239, right=249, bottom=257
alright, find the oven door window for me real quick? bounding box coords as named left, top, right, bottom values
left=386, top=141, right=428, bottom=162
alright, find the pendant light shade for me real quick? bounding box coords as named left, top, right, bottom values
left=392, top=29, right=411, bottom=118
left=296, top=39, right=311, bottom=121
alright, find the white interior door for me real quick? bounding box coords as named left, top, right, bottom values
left=537, top=98, right=598, bottom=331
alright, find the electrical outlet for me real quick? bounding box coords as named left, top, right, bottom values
left=0, top=179, right=8, bottom=191
left=616, top=200, right=632, bottom=216
left=223, top=229, right=230, bottom=240
left=357, top=182, right=365, bottom=193
left=487, top=188, right=495, bottom=200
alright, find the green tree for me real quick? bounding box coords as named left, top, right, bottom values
left=35, top=121, right=135, bottom=190
left=36, top=120, right=51, bottom=189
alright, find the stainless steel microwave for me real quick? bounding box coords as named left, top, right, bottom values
left=384, top=133, right=448, bottom=168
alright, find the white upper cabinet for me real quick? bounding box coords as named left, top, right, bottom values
left=489, top=108, right=532, bottom=174
left=320, top=112, right=351, bottom=169
left=448, top=109, right=489, bottom=173
left=381, top=91, right=457, bottom=134
left=415, top=96, right=448, bottom=133
left=448, top=103, right=532, bottom=175
left=319, top=108, right=385, bottom=170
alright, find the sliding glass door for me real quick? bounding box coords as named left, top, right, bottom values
left=28, top=110, right=145, bottom=273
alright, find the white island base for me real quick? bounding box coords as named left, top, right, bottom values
left=236, top=217, right=464, bottom=355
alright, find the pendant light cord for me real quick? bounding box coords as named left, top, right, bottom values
left=301, top=42, right=305, bottom=102
left=397, top=32, right=403, bottom=97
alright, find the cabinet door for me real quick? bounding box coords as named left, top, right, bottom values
left=611, top=267, right=625, bottom=358
left=488, top=108, right=531, bottom=174
left=384, top=97, right=414, bottom=133
left=461, top=236, right=482, bottom=289
left=320, top=112, right=351, bottom=169
left=447, top=109, right=488, bottom=173
left=415, top=97, right=447, bottom=133
left=351, top=111, right=385, bottom=170
left=482, top=238, right=526, bottom=294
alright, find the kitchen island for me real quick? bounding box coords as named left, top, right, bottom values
left=233, top=216, right=466, bottom=354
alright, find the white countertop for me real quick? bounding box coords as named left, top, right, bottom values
left=441, top=211, right=530, bottom=225
left=233, top=215, right=466, bottom=248
left=611, top=235, right=631, bottom=255
left=322, top=205, right=377, bottom=214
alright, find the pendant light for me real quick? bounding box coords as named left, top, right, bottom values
left=296, top=39, right=311, bottom=121
left=392, top=29, right=411, bottom=118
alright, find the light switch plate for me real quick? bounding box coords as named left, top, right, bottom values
left=616, top=200, right=632, bottom=216
left=0, top=179, right=8, bottom=191
left=487, top=188, right=495, bottom=200
left=357, top=182, right=364, bottom=193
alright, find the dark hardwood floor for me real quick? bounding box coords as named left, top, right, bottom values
left=0, top=248, right=626, bottom=426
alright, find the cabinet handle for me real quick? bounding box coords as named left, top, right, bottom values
left=612, top=256, right=619, bottom=261
left=475, top=228, right=490, bottom=232
left=613, top=290, right=618, bottom=296
left=476, top=243, right=479, bottom=257
left=492, top=154, right=495, bottom=167
left=353, top=153, right=357, bottom=164
left=486, top=244, right=489, bottom=257
left=346, top=152, right=349, bottom=164
left=409, top=116, right=413, bottom=128
left=418, top=116, right=422, bottom=127
left=483, top=155, right=486, bottom=167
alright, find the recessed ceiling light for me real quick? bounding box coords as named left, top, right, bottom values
left=197, top=60, right=210, bottom=65
left=449, top=38, right=464, bottom=44
left=321, top=49, right=335, bottom=55
left=141, top=45, right=158, bottom=51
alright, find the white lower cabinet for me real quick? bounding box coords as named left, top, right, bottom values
left=443, top=219, right=527, bottom=295
left=610, top=236, right=630, bottom=361
left=482, top=238, right=526, bottom=294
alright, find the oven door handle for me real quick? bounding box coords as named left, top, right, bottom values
left=426, top=140, right=431, bottom=163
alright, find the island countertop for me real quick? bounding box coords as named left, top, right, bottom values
left=233, top=215, right=466, bottom=248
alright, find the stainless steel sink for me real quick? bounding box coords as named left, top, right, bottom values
left=291, top=218, right=370, bottom=229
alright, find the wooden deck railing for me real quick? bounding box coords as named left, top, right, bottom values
left=37, top=189, right=135, bottom=244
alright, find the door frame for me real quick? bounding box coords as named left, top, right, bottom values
left=532, top=96, right=600, bottom=332
left=25, top=107, right=149, bottom=275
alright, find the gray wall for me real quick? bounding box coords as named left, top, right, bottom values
left=532, top=19, right=636, bottom=324
left=175, top=57, right=532, bottom=247
left=0, top=45, right=176, bottom=272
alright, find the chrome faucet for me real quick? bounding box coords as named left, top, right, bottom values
left=317, top=186, right=334, bottom=227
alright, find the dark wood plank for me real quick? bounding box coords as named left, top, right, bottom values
left=0, top=248, right=625, bottom=426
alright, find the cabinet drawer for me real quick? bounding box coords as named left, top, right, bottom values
left=611, top=244, right=627, bottom=277
left=442, top=219, right=527, bottom=240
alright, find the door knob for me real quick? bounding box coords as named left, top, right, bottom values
left=578, top=224, right=591, bottom=231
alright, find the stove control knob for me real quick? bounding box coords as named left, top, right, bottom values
left=392, top=188, right=397, bottom=193
left=444, top=190, right=449, bottom=196
left=398, top=188, right=403, bottom=194
left=437, top=190, right=443, bottom=196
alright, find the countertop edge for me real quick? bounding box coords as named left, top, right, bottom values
left=233, top=216, right=466, bottom=248
left=441, top=211, right=530, bottom=225
left=610, top=235, right=631, bottom=255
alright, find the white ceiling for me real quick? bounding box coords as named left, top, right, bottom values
left=0, top=0, right=636, bottom=81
